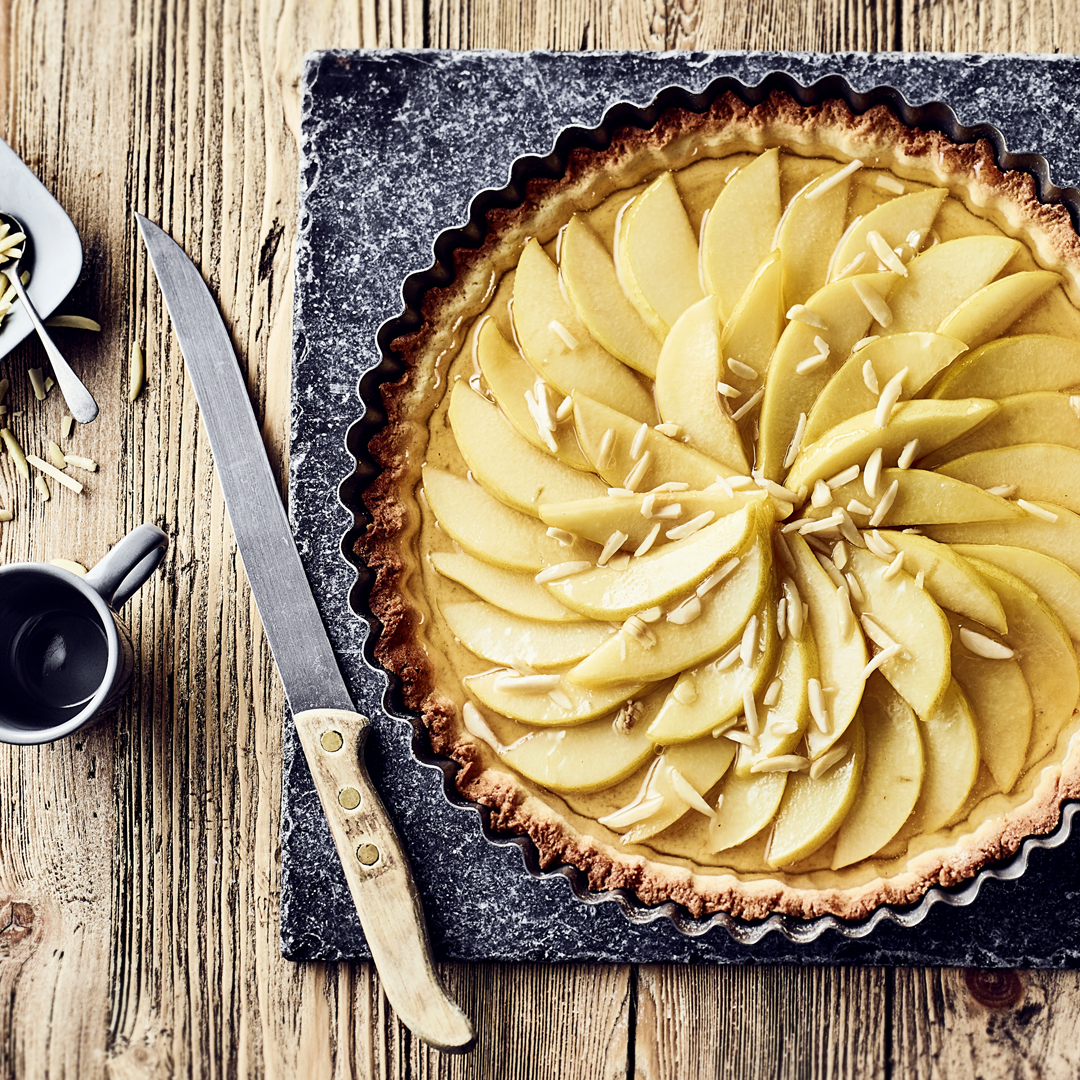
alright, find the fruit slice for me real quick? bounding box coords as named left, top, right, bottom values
left=821, top=469, right=1024, bottom=526
left=919, top=392, right=1080, bottom=469
left=777, top=164, right=855, bottom=310
left=701, top=147, right=782, bottom=319
left=740, top=628, right=816, bottom=772
left=646, top=600, right=778, bottom=744
left=559, top=214, right=662, bottom=378
left=785, top=398, right=999, bottom=493
left=616, top=172, right=704, bottom=337
left=936, top=271, right=1061, bottom=348
left=950, top=542, right=1080, bottom=641
left=539, top=488, right=770, bottom=551
left=767, top=719, right=865, bottom=868
left=449, top=383, right=608, bottom=516
left=936, top=444, right=1080, bottom=516
left=910, top=680, right=979, bottom=833
left=573, top=392, right=737, bottom=489
left=463, top=689, right=665, bottom=793
left=474, top=316, right=591, bottom=469
left=545, top=506, right=756, bottom=621
left=844, top=545, right=952, bottom=719
left=925, top=501, right=1080, bottom=577
left=566, top=527, right=770, bottom=688
left=880, top=531, right=1007, bottom=634
left=963, top=556, right=1080, bottom=767
left=831, top=675, right=923, bottom=869
left=785, top=533, right=867, bottom=754
left=757, top=272, right=896, bottom=480
left=707, top=770, right=787, bottom=853
left=655, top=295, right=750, bottom=472
left=803, top=332, right=966, bottom=444
left=718, top=250, right=785, bottom=402
left=881, top=235, right=1021, bottom=336
left=465, top=669, right=643, bottom=726
left=512, top=238, right=656, bottom=423
left=829, top=187, right=947, bottom=280
left=423, top=466, right=599, bottom=572
left=929, top=335, right=1080, bottom=399
left=948, top=613, right=1033, bottom=791
left=442, top=601, right=616, bottom=670
left=619, top=738, right=736, bottom=845
left=431, top=552, right=586, bottom=622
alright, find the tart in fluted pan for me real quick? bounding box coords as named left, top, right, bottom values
left=360, top=91, right=1080, bottom=920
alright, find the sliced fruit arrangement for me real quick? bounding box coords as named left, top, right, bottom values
left=417, top=147, right=1080, bottom=876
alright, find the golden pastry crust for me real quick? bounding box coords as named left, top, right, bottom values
left=357, top=89, right=1080, bottom=921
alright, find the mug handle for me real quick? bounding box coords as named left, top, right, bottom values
left=84, top=525, right=169, bottom=609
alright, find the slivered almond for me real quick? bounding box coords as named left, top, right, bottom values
left=826, top=464, right=860, bottom=489
left=861, top=642, right=903, bottom=680
left=727, top=357, right=758, bottom=380
left=914, top=569, right=925, bottom=590
left=48, top=441, right=67, bottom=469
left=853, top=277, right=893, bottom=327
left=835, top=252, right=867, bottom=279
left=811, top=479, right=833, bottom=508
left=810, top=744, right=849, bottom=779
left=607, top=487, right=636, bottom=499
left=535, top=561, right=592, bottom=584
left=1018, top=499, right=1058, bottom=522
left=630, top=422, right=649, bottom=461
left=598, top=530, right=629, bottom=566
left=836, top=585, right=854, bottom=639
left=960, top=627, right=1015, bottom=659
left=897, top=439, right=919, bottom=469
left=666, top=595, right=702, bottom=625
left=723, top=729, right=757, bottom=748
left=875, top=174, right=905, bottom=195
left=784, top=412, right=808, bottom=469
left=546, top=526, right=574, bottom=546
left=875, top=368, right=907, bottom=428
left=868, top=229, right=908, bottom=275
left=493, top=673, right=563, bottom=694
left=650, top=481, right=690, bottom=492
left=751, top=755, right=808, bottom=775
left=985, top=484, right=1017, bottom=498
left=34, top=475, right=50, bottom=501
left=862, top=358, right=880, bottom=394
left=807, top=679, right=828, bottom=733
left=634, top=522, right=662, bottom=557
left=763, top=678, right=782, bottom=706
left=786, top=304, right=828, bottom=330
left=548, top=319, right=579, bottom=350
left=805, top=159, right=862, bottom=200
left=864, top=447, right=883, bottom=499
left=795, top=353, right=827, bottom=375
left=866, top=529, right=895, bottom=558
left=740, top=614, right=759, bottom=666
left=882, top=552, right=905, bottom=581
left=624, top=451, right=652, bottom=492
left=861, top=613, right=899, bottom=651
left=715, top=645, right=741, bottom=671
left=776, top=596, right=788, bottom=640
left=756, top=477, right=798, bottom=503
left=731, top=387, right=764, bottom=422
left=847, top=499, right=873, bottom=516
left=716, top=380, right=741, bottom=399
left=668, top=767, right=715, bottom=817
left=26, top=454, right=83, bottom=493
left=652, top=503, right=682, bottom=519
left=832, top=541, right=848, bottom=570
left=654, top=422, right=680, bottom=438
left=599, top=794, right=665, bottom=830
left=697, top=558, right=739, bottom=596
left=869, top=479, right=900, bottom=527
left=743, top=688, right=760, bottom=736
left=556, top=395, right=574, bottom=421
left=597, top=428, right=616, bottom=469
left=844, top=571, right=864, bottom=603
left=666, top=511, right=714, bottom=541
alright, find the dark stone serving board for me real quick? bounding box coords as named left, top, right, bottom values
left=284, top=48, right=1080, bottom=964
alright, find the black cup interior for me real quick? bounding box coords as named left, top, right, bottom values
left=0, top=570, right=110, bottom=730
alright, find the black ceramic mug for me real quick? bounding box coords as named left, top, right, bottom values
left=0, top=524, right=168, bottom=744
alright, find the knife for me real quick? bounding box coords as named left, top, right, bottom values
left=135, top=213, right=474, bottom=1053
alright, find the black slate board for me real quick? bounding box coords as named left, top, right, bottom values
left=285, top=48, right=1080, bottom=965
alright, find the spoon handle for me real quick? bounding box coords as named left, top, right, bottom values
left=4, top=268, right=98, bottom=423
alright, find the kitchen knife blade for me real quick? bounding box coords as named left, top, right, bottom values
left=135, top=213, right=474, bottom=1053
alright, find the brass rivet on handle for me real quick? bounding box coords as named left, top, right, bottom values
left=338, top=787, right=361, bottom=810
left=356, top=842, right=380, bottom=866
left=320, top=730, right=344, bottom=752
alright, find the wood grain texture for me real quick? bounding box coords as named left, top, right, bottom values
left=1, top=2, right=1080, bottom=1079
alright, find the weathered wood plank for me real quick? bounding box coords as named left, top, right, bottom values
left=892, top=968, right=1080, bottom=1079
left=636, top=965, right=888, bottom=1079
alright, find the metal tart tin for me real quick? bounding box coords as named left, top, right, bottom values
left=328, top=56, right=1080, bottom=953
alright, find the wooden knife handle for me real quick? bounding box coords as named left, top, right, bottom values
left=293, top=709, right=475, bottom=1053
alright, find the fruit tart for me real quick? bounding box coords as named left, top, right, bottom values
left=359, top=89, right=1080, bottom=921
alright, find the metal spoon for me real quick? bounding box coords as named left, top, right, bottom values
left=0, top=212, right=98, bottom=423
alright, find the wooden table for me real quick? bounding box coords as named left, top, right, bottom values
left=3, top=2, right=1080, bottom=1077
